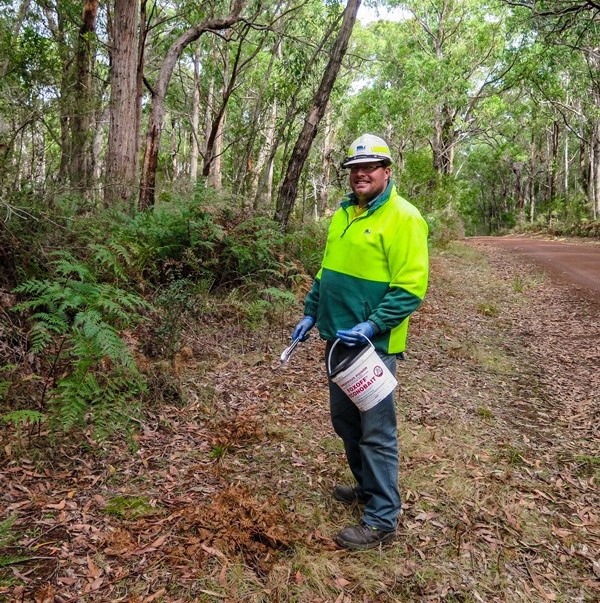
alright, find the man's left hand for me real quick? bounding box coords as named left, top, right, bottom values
left=336, top=322, right=374, bottom=346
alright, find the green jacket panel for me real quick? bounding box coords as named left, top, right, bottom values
left=304, top=182, right=429, bottom=354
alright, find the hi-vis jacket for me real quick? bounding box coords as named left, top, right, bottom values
left=304, top=181, right=429, bottom=354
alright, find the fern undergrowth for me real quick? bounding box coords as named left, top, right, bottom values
left=10, top=251, right=150, bottom=440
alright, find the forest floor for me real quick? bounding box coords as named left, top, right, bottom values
left=1, top=237, right=599, bottom=603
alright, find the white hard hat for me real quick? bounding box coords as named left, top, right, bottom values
left=342, top=133, right=392, bottom=168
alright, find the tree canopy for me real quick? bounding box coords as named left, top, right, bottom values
left=1, top=0, right=600, bottom=231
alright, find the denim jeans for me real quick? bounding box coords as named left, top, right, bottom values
left=326, top=341, right=400, bottom=531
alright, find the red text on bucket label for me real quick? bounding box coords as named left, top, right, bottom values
left=345, top=373, right=381, bottom=398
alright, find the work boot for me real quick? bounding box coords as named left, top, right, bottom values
left=334, top=522, right=396, bottom=551
left=332, top=485, right=368, bottom=505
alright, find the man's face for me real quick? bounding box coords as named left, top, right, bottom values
left=349, top=163, right=390, bottom=203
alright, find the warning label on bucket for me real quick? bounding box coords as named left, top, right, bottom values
left=328, top=338, right=398, bottom=412
left=344, top=370, right=379, bottom=398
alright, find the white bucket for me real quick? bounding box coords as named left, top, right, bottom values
left=327, top=336, right=398, bottom=412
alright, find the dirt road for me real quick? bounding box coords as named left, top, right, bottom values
left=468, top=235, right=600, bottom=303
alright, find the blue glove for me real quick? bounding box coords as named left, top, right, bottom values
left=336, top=322, right=374, bottom=346
left=292, top=316, right=315, bottom=342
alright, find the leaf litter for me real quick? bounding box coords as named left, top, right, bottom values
left=0, top=239, right=598, bottom=602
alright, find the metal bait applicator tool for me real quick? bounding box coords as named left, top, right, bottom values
left=280, top=337, right=302, bottom=364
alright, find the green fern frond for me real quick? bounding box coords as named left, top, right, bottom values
left=51, top=367, right=145, bottom=437
left=29, top=322, right=53, bottom=353
left=67, top=281, right=98, bottom=303
left=51, top=252, right=95, bottom=282
left=89, top=373, right=145, bottom=441
left=53, top=377, right=91, bottom=431
left=13, top=279, right=53, bottom=307
left=31, top=312, right=69, bottom=334
left=0, top=381, right=10, bottom=400
left=90, top=244, right=127, bottom=279
left=1, top=410, right=45, bottom=426
left=13, top=251, right=151, bottom=440
left=260, top=287, right=297, bottom=305
left=97, top=327, right=133, bottom=366
left=91, top=241, right=135, bottom=280
left=109, top=242, right=133, bottom=266
left=73, top=309, right=103, bottom=337
left=93, top=296, right=132, bottom=323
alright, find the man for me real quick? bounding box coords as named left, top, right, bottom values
left=292, top=133, right=429, bottom=550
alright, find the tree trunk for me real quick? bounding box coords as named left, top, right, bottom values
left=136, top=0, right=150, bottom=164
left=274, top=0, right=361, bottom=228
left=317, top=112, right=334, bottom=217
left=432, top=103, right=456, bottom=176
left=528, top=132, right=536, bottom=223
left=105, top=0, right=139, bottom=208
left=139, top=2, right=245, bottom=210
left=563, top=129, right=569, bottom=197
left=202, top=38, right=231, bottom=188
left=512, top=162, right=525, bottom=217
left=208, top=111, right=225, bottom=190
left=237, top=34, right=281, bottom=197
left=41, top=5, right=71, bottom=183
left=202, top=23, right=263, bottom=183
left=253, top=100, right=278, bottom=210
left=190, top=49, right=201, bottom=184
left=591, top=122, right=600, bottom=219
left=70, top=0, right=99, bottom=200
left=546, top=120, right=559, bottom=204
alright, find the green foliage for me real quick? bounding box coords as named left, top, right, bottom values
left=1, top=409, right=44, bottom=427
left=0, top=515, right=29, bottom=571
left=283, top=219, right=329, bottom=277
left=217, top=216, right=288, bottom=288
left=209, top=444, right=228, bottom=460
left=104, top=496, right=159, bottom=520
left=242, top=286, right=298, bottom=332
left=476, top=406, right=495, bottom=420
left=0, top=382, right=9, bottom=400
left=477, top=303, right=499, bottom=318
left=85, top=196, right=300, bottom=292
left=106, top=197, right=224, bottom=284
left=152, top=279, right=201, bottom=358
left=512, top=275, right=525, bottom=293
left=426, top=206, right=466, bottom=248
left=574, top=455, right=600, bottom=480
left=260, top=286, right=297, bottom=308
left=0, top=516, right=17, bottom=547
left=0, top=555, right=31, bottom=569
left=500, top=445, right=526, bottom=466
left=12, top=252, right=149, bottom=439
left=243, top=298, right=271, bottom=331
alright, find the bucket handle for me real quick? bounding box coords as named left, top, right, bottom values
left=327, top=333, right=375, bottom=377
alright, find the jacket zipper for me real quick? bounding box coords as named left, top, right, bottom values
left=341, top=209, right=368, bottom=237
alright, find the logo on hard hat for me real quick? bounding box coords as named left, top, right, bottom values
left=357, top=145, right=366, bottom=151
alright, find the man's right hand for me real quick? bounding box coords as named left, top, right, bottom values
left=292, top=316, right=315, bottom=342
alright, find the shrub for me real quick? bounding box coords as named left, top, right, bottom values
left=216, top=216, right=289, bottom=289
left=12, top=252, right=150, bottom=439
left=426, top=206, right=465, bottom=248
left=284, top=219, right=329, bottom=277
